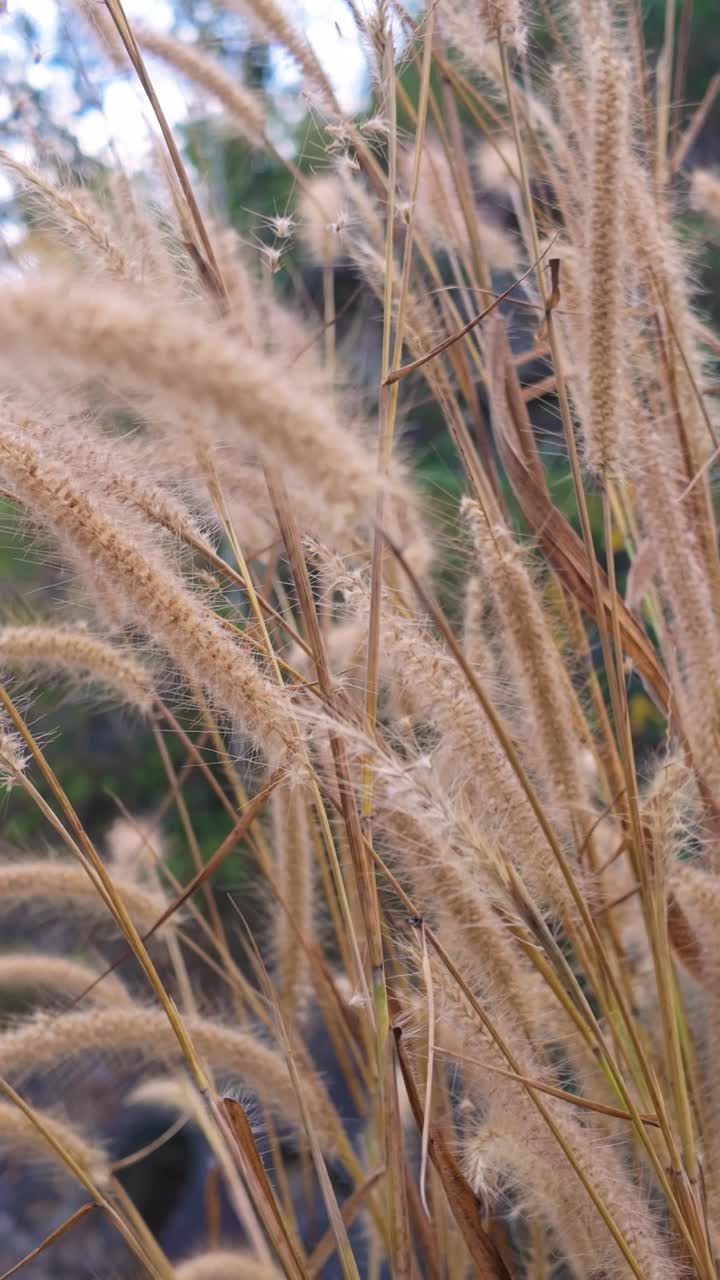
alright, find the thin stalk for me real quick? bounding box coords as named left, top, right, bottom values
left=0, top=684, right=211, bottom=1092
left=323, top=265, right=335, bottom=381
left=361, top=22, right=436, bottom=1170
left=656, top=0, right=677, bottom=188
left=363, top=837, right=704, bottom=1273
left=0, top=1078, right=169, bottom=1279
left=494, top=34, right=688, bottom=1170
left=601, top=494, right=697, bottom=1182
left=104, top=0, right=225, bottom=295
left=381, top=530, right=689, bottom=1179
left=267, top=475, right=380, bottom=1007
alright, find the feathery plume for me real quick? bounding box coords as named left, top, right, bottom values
left=478, top=0, right=524, bottom=41
left=669, top=862, right=720, bottom=1243
left=439, top=0, right=524, bottom=64
left=643, top=759, right=696, bottom=890
left=581, top=42, right=629, bottom=476
left=628, top=404, right=720, bottom=796
left=0, top=151, right=131, bottom=279
left=406, top=137, right=518, bottom=270
left=463, top=499, right=592, bottom=827
left=297, top=174, right=348, bottom=266
left=105, top=815, right=165, bottom=884
left=0, top=624, right=154, bottom=713
left=690, top=168, right=720, bottom=222
left=0, top=952, right=130, bottom=1007
left=0, top=859, right=167, bottom=933
left=71, top=0, right=128, bottom=67
left=0, top=276, right=384, bottom=529
left=218, top=0, right=339, bottom=113
left=127, top=1074, right=199, bottom=1116
left=0, top=428, right=300, bottom=762
left=462, top=574, right=498, bottom=684
left=0, top=1100, right=108, bottom=1186
left=175, top=1253, right=282, bottom=1280
left=15, top=410, right=217, bottom=556
left=433, top=961, right=675, bottom=1280
left=625, top=165, right=715, bottom=472
left=0, top=713, right=29, bottom=788
left=475, top=138, right=518, bottom=194
left=374, top=597, right=580, bottom=922
left=0, top=1007, right=340, bottom=1152
left=135, top=26, right=267, bottom=147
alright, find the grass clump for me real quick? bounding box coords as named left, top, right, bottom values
left=0, top=2, right=718, bottom=1278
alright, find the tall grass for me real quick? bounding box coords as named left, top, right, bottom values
left=0, top=0, right=718, bottom=1275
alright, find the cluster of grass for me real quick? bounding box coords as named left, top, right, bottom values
left=0, top=1, right=718, bottom=1277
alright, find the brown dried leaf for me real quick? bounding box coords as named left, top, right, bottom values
left=222, top=1098, right=308, bottom=1280
left=394, top=1029, right=513, bottom=1280
left=625, top=539, right=659, bottom=614
left=486, top=316, right=670, bottom=714
left=667, top=895, right=704, bottom=980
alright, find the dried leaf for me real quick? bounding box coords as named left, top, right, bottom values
left=222, top=1097, right=308, bottom=1280
left=667, top=895, right=703, bottom=980
left=625, top=539, right=659, bottom=614
left=487, top=316, right=670, bottom=714
left=0, top=1204, right=96, bottom=1280
left=394, top=1029, right=513, bottom=1280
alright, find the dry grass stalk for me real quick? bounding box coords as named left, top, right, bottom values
left=0, top=1100, right=108, bottom=1185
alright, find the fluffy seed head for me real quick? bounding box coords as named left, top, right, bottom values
left=0, top=1007, right=340, bottom=1152
left=0, top=952, right=131, bottom=1007
left=0, top=859, right=167, bottom=933
left=582, top=42, right=629, bottom=476
left=219, top=0, right=339, bottom=114
left=463, top=498, right=591, bottom=825
left=478, top=0, right=524, bottom=43
left=0, top=713, right=29, bottom=788
left=0, top=624, right=154, bottom=712
left=105, top=815, right=165, bottom=883
left=0, top=428, right=300, bottom=763
left=175, top=1253, right=282, bottom=1280
left=135, top=26, right=266, bottom=147
left=271, top=784, right=314, bottom=1019
left=690, top=167, right=720, bottom=222
left=0, top=1100, right=108, bottom=1186
left=0, top=151, right=131, bottom=279
left=298, top=175, right=349, bottom=266
left=0, top=275, right=384, bottom=532
left=406, top=137, right=517, bottom=269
